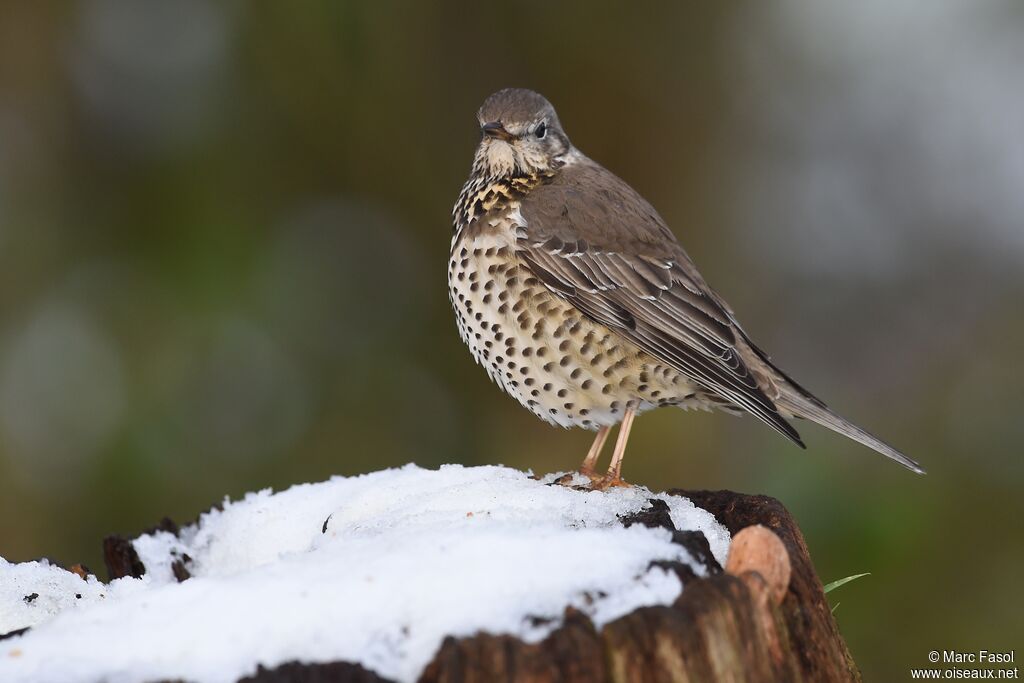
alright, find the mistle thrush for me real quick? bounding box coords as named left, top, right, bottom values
left=448, top=88, right=924, bottom=487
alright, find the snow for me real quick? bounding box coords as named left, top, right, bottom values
left=0, top=464, right=730, bottom=683
left=0, top=560, right=110, bottom=633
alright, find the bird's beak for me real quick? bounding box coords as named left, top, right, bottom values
left=481, top=121, right=514, bottom=142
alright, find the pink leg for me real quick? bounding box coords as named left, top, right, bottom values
left=601, top=407, right=637, bottom=487
left=580, top=426, right=611, bottom=477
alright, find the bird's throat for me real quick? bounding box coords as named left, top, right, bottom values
left=452, top=170, right=552, bottom=236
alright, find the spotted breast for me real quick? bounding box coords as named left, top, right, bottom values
left=448, top=176, right=703, bottom=430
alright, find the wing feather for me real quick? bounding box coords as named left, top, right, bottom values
left=516, top=161, right=804, bottom=446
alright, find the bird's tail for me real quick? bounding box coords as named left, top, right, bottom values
left=775, top=389, right=925, bottom=474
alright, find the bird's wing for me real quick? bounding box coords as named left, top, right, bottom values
left=516, top=162, right=803, bottom=446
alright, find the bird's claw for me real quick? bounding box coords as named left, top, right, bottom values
left=553, top=469, right=632, bottom=491
left=553, top=468, right=599, bottom=488
left=587, top=474, right=631, bottom=491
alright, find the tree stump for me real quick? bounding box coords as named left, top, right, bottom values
left=119, top=489, right=856, bottom=683
left=411, top=490, right=858, bottom=683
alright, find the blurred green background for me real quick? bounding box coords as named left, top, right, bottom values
left=1, top=2, right=1022, bottom=678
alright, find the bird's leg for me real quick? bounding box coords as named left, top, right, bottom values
left=579, top=426, right=611, bottom=478
left=555, top=426, right=610, bottom=486
left=593, top=407, right=637, bottom=490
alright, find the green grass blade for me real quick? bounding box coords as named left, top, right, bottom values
left=823, top=572, right=870, bottom=594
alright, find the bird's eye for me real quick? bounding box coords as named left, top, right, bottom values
left=535, top=123, right=547, bottom=139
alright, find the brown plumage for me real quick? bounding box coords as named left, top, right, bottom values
left=448, top=88, right=924, bottom=486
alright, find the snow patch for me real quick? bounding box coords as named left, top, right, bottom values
left=0, top=464, right=729, bottom=683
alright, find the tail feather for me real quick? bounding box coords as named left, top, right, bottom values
left=776, top=392, right=925, bottom=474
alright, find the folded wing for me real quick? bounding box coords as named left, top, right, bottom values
left=516, top=163, right=804, bottom=447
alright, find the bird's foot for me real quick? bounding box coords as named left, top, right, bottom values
left=587, top=474, right=632, bottom=491
left=554, top=468, right=600, bottom=488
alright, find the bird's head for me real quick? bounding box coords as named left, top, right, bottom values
left=472, top=88, right=573, bottom=179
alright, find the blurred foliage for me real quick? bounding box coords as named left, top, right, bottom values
left=1, top=2, right=1022, bottom=679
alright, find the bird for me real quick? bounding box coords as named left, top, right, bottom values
left=448, top=88, right=924, bottom=488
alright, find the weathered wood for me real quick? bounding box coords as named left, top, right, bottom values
left=239, top=661, right=392, bottom=683
left=678, top=489, right=861, bottom=683
left=422, top=608, right=606, bottom=683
